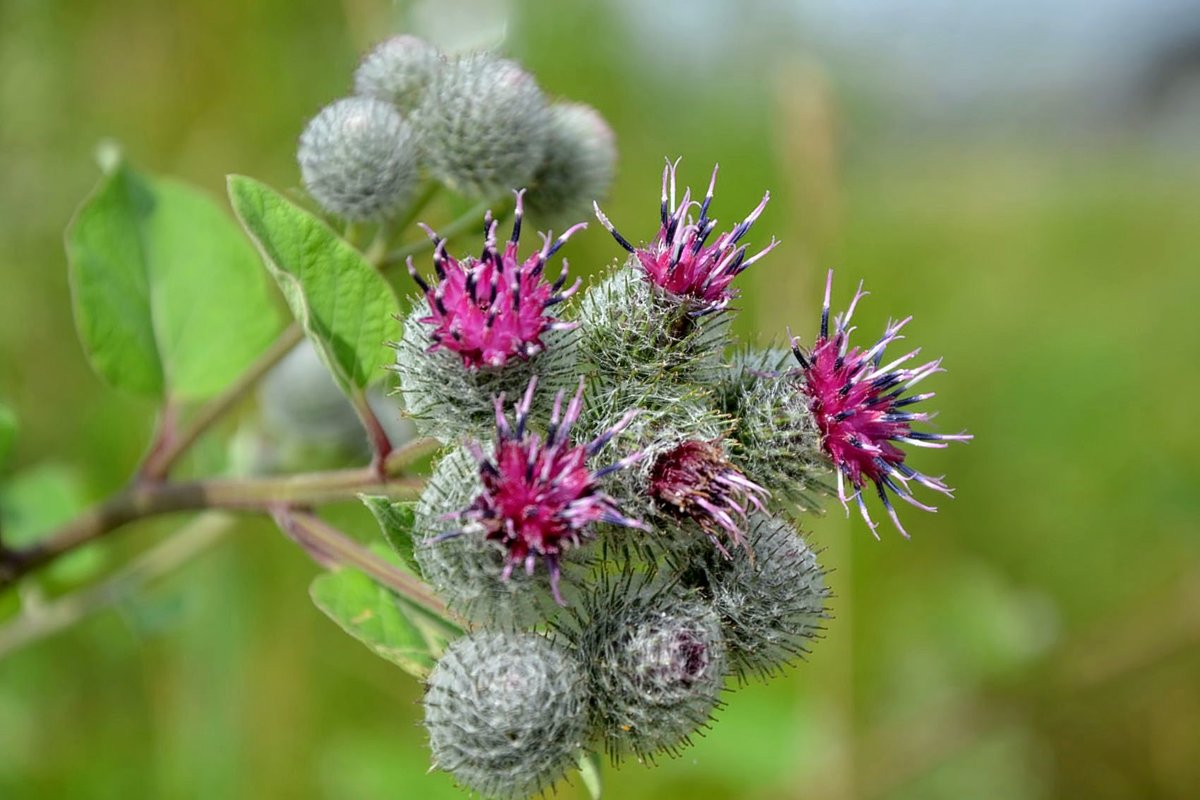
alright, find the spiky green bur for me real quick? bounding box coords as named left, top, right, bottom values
left=393, top=299, right=579, bottom=442
left=354, top=35, right=443, bottom=113
left=569, top=582, right=727, bottom=761
left=414, top=52, right=549, bottom=199
left=578, top=384, right=729, bottom=561
left=297, top=96, right=419, bottom=221
left=733, top=369, right=828, bottom=511
left=525, top=102, right=616, bottom=230
left=425, top=630, right=590, bottom=800
left=259, top=341, right=413, bottom=467
left=715, top=346, right=794, bottom=417
left=413, top=447, right=583, bottom=628
left=575, top=267, right=731, bottom=388
left=699, top=514, right=828, bottom=680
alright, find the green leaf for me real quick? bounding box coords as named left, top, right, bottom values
left=360, top=496, right=419, bottom=575
left=0, top=464, right=105, bottom=584
left=65, top=159, right=284, bottom=399
left=227, top=175, right=400, bottom=393
left=577, top=751, right=603, bottom=800
left=0, top=403, right=16, bottom=468
left=310, top=548, right=459, bottom=679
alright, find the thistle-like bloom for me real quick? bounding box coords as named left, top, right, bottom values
left=648, top=439, right=769, bottom=555
left=594, top=159, right=777, bottom=315
left=444, top=377, right=646, bottom=602
left=791, top=271, right=972, bottom=537
left=407, top=192, right=582, bottom=369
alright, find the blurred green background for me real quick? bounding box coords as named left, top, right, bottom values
left=2, top=0, right=1199, bottom=797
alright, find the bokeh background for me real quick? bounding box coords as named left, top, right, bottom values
left=3, top=0, right=1200, bottom=797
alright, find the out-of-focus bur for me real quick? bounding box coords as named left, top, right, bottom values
left=424, top=630, right=590, bottom=800
left=697, top=513, right=828, bottom=680
left=566, top=581, right=726, bottom=761
left=413, top=52, right=550, bottom=199
left=297, top=96, right=419, bottom=220
left=353, top=35, right=443, bottom=113
left=524, top=102, right=617, bottom=230
left=257, top=340, right=414, bottom=470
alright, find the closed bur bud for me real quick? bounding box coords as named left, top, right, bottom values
left=568, top=580, right=727, bottom=762
left=575, top=266, right=731, bottom=388
left=258, top=340, right=413, bottom=467
left=297, top=96, right=419, bottom=220
left=733, top=364, right=828, bottom=512
left=413, top=52, right=550, bottom=199
left=578, top=384, right=730, bottom=561
left=715, top=346, right=794, bottom=418
left=524, top=103, right=616, bottom=231
left=425, top=630, right=590, bottom=800
left=354, top=35, right=443, bottom=113
left=702, top=513, right=829, bottom=680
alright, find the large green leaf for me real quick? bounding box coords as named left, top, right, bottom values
left=310, top=547, right=459, bottom=680
left=227, top=175, right=400, bottom=392
left=360, top=496, right=419, bottom=575
left=65, top=160, right=284, bottom=399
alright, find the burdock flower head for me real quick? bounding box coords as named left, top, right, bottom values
left=447, top=377, right=647, bottom=602
left=407, top=192, right=583, bottom=369
left=594, top=159, right=777, bottom=315
left=792, top=271, right=972, bottom=536
left=649, top=439, right=768, bottom=555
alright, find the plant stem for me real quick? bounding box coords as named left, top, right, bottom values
left=0, top=512, right=235, bottom=660
left=272, top=507, right=451, bottom=619
left=141, top=324, right=305, bottom=480
left=378, top=197, right=513, bottom=274
left=0, top=467, right=424, bottom=592
left=391, top=182, right=442, bottom=240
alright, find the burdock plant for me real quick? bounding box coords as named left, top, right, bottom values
left=4, top=33, right=971, bottom=800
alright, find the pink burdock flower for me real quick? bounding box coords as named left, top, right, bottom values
left=594, top=159, right=777, bottom=315
left=791, top=271, right=972, bottom=537
left=443, top=377, right=647, bottom=603
left=406, top=191, right=582, bottom=369
left=649, top=439, right=769, bottom=556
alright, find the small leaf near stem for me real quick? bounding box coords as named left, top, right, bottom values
left=229, top=175, right=401, bottom=394
left=577, top=751, right=603, bottom=800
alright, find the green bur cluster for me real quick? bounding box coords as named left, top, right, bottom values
left=296, top=33, right=833, bottom=800
left=298, top=36, right=616, bottom=223
left=398, top=210, right=830, bottom=797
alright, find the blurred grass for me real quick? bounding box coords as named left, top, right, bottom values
left=2, top=1, right=1199, bottom=798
